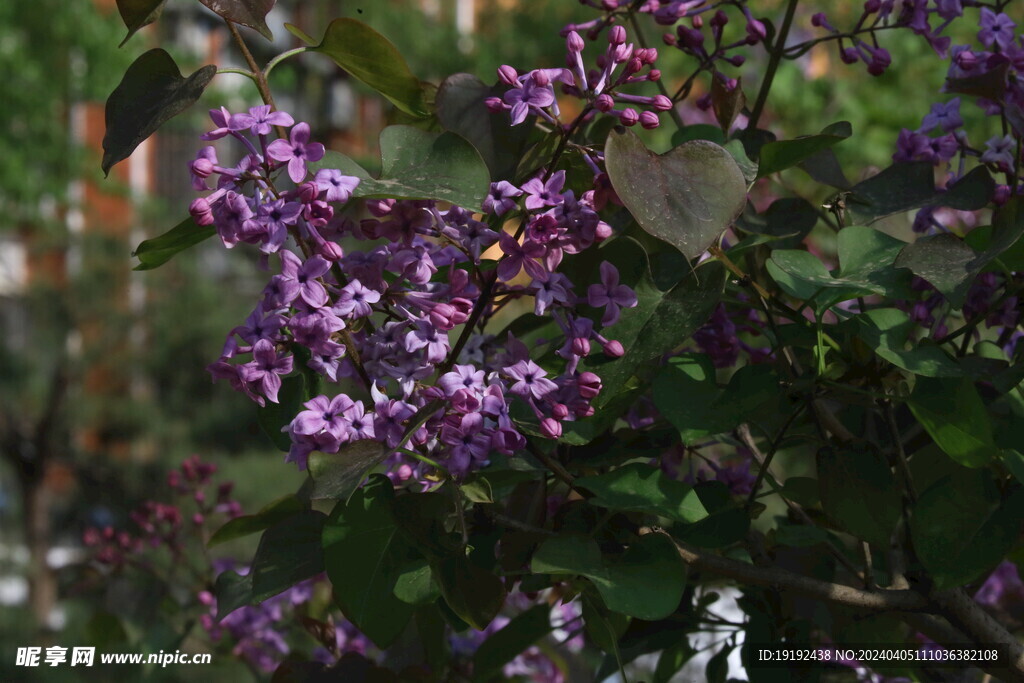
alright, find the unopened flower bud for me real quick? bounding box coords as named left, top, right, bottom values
left=552, top=403, right=569, bottom=420
left=498, top=65, right=519, bottom=85
left=296, top=181, right=319, bottom=204
left=485, top=97, right=505, bottom=113
left=533, top=69, right=551, bottom=87
left=609, top=25, right=627, bottom=45
left=603, top=339, right=625, bottom=357
left=594, top=221, right=613, bottom=241
left=619, top=108, right=639, bottom=126
left=189, top=198, right=214, bottom=226
left=540, top=417, right=562, bottom=439
left=567, top=30, right=585, bottom=53
left=663, top=33, right=678, bottom=46
left=647, top=68, right=661, bottom=81
left=574, top=404, right=596, bottom=418
left=691, top=14, right=703, bottom=29
left=711, top=10, right=728, bottom=28
left=319, top=241, right=345, bottom=261
left=640, top=111, right=660, bottom=129
left=192, top=513, right=204, bottom=526
left=994, top=184, right=1011, bottom=206
left=652, top=95, right=673, bottom=111
left=578, top=371, right=602, bottom=399
left=595, top=93, right=615, bottom=112
left=190, top=157, right=214, bottom=178
left=572, top=336, right=591, bottom=356
left=864, top=0, right=881, bottom=13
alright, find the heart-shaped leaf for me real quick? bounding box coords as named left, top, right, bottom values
left=309, top=126, right=490, bottom=209
left=115, top=0, right=167, bottom=46
left=199, top=0, right=275, bottom=41
left=102, top=49, right=216, bottom=175
left=605, top=129, right=746, bottom=260
left=296, top=18, right=427, bottom=117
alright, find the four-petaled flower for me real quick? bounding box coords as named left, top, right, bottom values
left=267, top=122, right=326, bottom=183
left=587, top=262, right=638, bottom=326
left=239, top=339, right=293, bottom=403
left=504, top=360, right=558, bottom=400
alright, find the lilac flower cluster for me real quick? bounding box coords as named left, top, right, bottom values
left=191, top=107, right=637, bottom=479
left=488, top=25, right=668, bottom=130
left=84, top=456, right=241, bottom=566
left=450, top=594, right=582, bottom=682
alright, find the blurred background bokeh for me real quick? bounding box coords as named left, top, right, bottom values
left=0, top=0, right=975, bottom=679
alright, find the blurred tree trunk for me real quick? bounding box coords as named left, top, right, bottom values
left=2, top=364, right=66, bottom=631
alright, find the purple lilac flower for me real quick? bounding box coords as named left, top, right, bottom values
left=314, top=169, right=361, bottom=203
left=333, top=279, right=381, bottom=319
left=919, top=98, right=963, bottom=133
left=694, top=304, right=741, bottom=368
left=291, top=394, right=356, bottom=441
left=239, top=339, right=293, bottom=403
left=504, top=360, right=558, bottom=400
left=981, top=134, right=1015, bottom=170
left=978, top=9, right=1016, bottom=50
left=267, top=122, right=326, bottom=183
left=483, top=180, right=523, bottom=215
left=229, top=105, right=295, bottom=136
left=521, top=171, right=567, bottom=210
left=279, top=251, right=331, bottom=308
left=587, top=262, right=638, bottom=326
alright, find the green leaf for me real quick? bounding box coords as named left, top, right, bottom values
left=908, top=377, right=995, bottom=467
left=653, top=355, right=780, bottom=442
left=302, top=18, right=427, bottom=117
left=605, top=129, right=747, bottom=260
left=472, top=605, right=552, bottom=682
left=102, top=50, right=216, bottom=175
left=393, top=558, right=440, bottom=606
left=213, top=570, right=253, bottom=620
left=671, top=481, right=750, bottom=548
left=322, top=475, right=415, bottom=647
left=946, top=61, right=1009, bottom=100
left=779, top=477, right=819, bottom=508
left=583, top=593, right=630, bottom=657
left=756, top=121, right=851, bottom=179
left=257, top=373, right=305, bottom=452
left=723, top=139, right=759, bottom=185
left=737, top=197, right=818, bottom=247
left=654, top=640, right=695, bottom=683
left=115, top=0, right=167, bottom=46
left=711, top=76, right=746, bottom=133
left=251, top=510, right=325, bottom=603
left=433, top=552, right=506, bottom=631
left=576, top=463, right=708, bottom=523
left=1002, top=450, right=1024, bottom=487
left=817, top=444, right=901, bottom=546
left=910, top=472, right=1023, bottom=588
left=435, top=73, right=532, bottom=182
left=855, top=308, right=962, bottom=377
left=774, top=522, right=830, bottom=547
left=768, top=226, right=913, bottom=312
left=208, top=494, right=305, bottom=547
left=307, top=440, right=389, bottom=501
left=532, top=534, right=686, bottom=621
left=894, top=233, right=976, bottom=307
left=850, top=163, right=994, bottom=221
left=132, top=217, right=215, bottom=271
left=309, top=126, right=490, bottom=209
left=198, top=0, right=274, bottom=41
left=580, top=238, right=726, bottom=407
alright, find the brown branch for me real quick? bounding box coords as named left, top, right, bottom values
left=932, top=588, right=1024, bottom=682
left=639, top=527, right=929, bottom=612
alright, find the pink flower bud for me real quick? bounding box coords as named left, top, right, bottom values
left=540, top=417, right=562, bottom=439
left=603, top=339, right=625, bottom=357
left=648, top=69, right=661, bottom=81
left=552, top=403, right=569, bottom=420
left=574, top=404, right=596, bottom=418
left=652, top=95, right=673, bottom=111
left=840, top=47, right=859, bottom=64
left=594, top=221, right=613, bottom=241
left=692, top=14, right=703, bottom=29
left=189, top=198, right=214, bottom=226
left=572, top=336, right=591, bottom=356
left=609, top=25, right=627, bottom=45
left=567, top=31, right=585, bottom=53
left=663, top=33, right=678, bottom=46
left=994, top=184, right=1011, bottom=206
left=485, top=97, right=505, bottom=113
left=318, top=241, right=344, bottom=261
left=640, top=111, right=660, bottom=129
left=619, top=108, right=639, bottom=126
left=533, top=69, right=551, bottom=87
left=296, top=181, right=319, bottom=204
left=578, top=371, right=602, bottom=399
left=864, top=0, right=881, bottom=12
left=192, top=513, right=204, bottom=526
left=498, top=65, right=519, bottom=85
left=626, top=56, right=643, bottom=74
left=811, top=12, right=827, bottom=27
left=595, top=93, right=615, bottom=112
left=190, top=157, right=214, bottom=178
left=711, top=10, right=728, bottom=28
